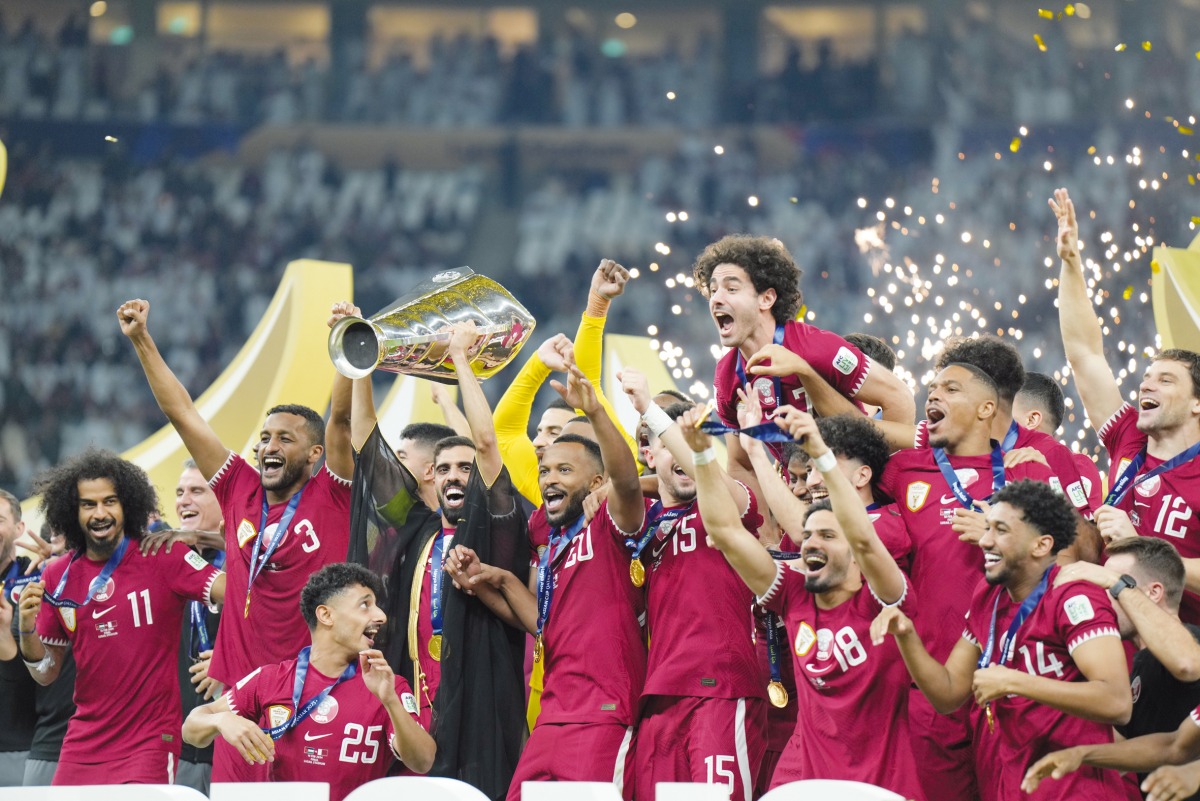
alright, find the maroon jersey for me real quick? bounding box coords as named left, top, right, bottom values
left=227, top=658, right=422, bottom=801
left=964, top=567, right=1126, bottom=800
left=644, top=488, right=765, bottom=700
left=713, top=322, right=870, bottom=457
left=759, top=562, right=922, bottom=798
left=869, top=504, right=913, bottom=574
left=915, top=420, right=1093, bottom=517
left=36, top=543, right=220, bottom=764
left=1072, top=452, right=1104, bottom=512
left=528, top=505, right=550, bottom=567
left=539, top=499, right=647, bottom=725
left=208, top=452, right=351, bottom=685
left=878, top=449, right=1053, bottom=661
left=1100, top=404, right=1200, bottom=622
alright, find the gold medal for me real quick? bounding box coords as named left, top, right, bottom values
left=533, top=635, right=544, bottom=663
left=428, top=634, right=442, bottom=662
left=767, top=680, right=789, bottom=709
left=985, top=703, right=995, bottom=733
left=629, top=559, right=645, bottom=587
left=243, top=593, right=251, bottom=618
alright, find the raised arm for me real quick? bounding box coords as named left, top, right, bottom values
left=446, top=322, right=503, bottom=487
left=576, top=260, right=640, bottom=460
left=775, top=406, right=906, bottom=604
left=736, top=395, right=808, bottom=536
left=677, top=406, right=776, bottom=597
left=871, top=606, right=979, bottom=714
left=1052, top=188, right=1124, bottom=426
left=551, top=359, right=643, bottom=534
left=17, top=581, right=66, bottom=686
left=430, top=383, right=471, bottom=439
left=119, top=299, right=228, bottom=480
left=493, top=334, right=568, bottom=505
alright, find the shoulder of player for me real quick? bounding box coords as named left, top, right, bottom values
left=1097, top=402, right=1141, bottom=447
left=210, top=450, right=249, bottom=489
left=1044, top=576, right=1116, bottom=627
left=38, top=551, right=73, bottom=584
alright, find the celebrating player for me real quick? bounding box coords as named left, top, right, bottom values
left=183, top=562, right=434, bottom=801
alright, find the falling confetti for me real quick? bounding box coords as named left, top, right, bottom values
left=1064, top=4, right=1076, bottom=14
left=1180, top=127, right=1195, bottom=136
left=104, top=135, right=118, bottom=143
left=1038, top=8, right=1054, bottom=18
left=1034, top=34, right=1048, bottom=52
left=1142, top=41, right=1152, bottom=51
left=1010, top=137, right=1022, bottom=153
left=1152, top=260, right=1162, bottom=274
left=1115, top=43, right=1127, bottom=52
left=1123, top=286, right=1134, bottom=300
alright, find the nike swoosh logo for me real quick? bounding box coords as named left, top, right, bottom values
left=940, top=494, right=965, bottom=505
left=92, top=606, right=116, bottom=620
left=303, top=732, right=332, bottom=741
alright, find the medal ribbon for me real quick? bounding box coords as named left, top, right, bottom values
left=1104, top=440, right=1200, bottom=507
left=430, top=533, right=448, bottom=640
left=978, top=566, right=1052, bottom=668
left=264, top=645, right=357, bottom=740
left=643, top=501, right=697, bottom=559
left=45, top=537, right=129, bottom=609
left=765, top=551, right=802, bottom=686
left=534, top=516, right=587, bottom=645
left=698, top=420, right=795, bottom=442
left=735, top=324, right=786, bottom=408
left=189, top=550, right=225, bottom=656
left=932, top=444, right=1005, bottom=512
left=3, top=560, right=40, bottom=604
left=246, top=488, right=305, bottom=609
left=1000, top=420, right=1020, bottom=453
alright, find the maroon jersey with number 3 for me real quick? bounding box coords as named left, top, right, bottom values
left=1100, top=403, right=1200, bottom=622
left=963, top=567, right=1126, bottom=800
left=644, top=488, right=765, bottom=700
left=37, top=544, right=220, bottom=764
left=227, top=659, right=422, bottom=801
left=208, top=452, right=352, bottom=685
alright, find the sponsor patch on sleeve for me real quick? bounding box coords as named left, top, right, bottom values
left=1064, top=594, right=1095, bottom=625
left=237, top=519, right=257, bottom=548
left=185, top=550, right=209, bottom=571
left=832, top=346, right=860, bottom=376
left=401, top=692, right=419, bottom=715
left=1067, top=482, right=1088, bottom=508
left=268, top=704, right=292, bottom=728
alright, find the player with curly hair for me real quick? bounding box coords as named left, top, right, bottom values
left=17, top=449, right=226, bottom=785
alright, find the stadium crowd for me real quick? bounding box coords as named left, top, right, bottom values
left=6, top=187, right=1200, bottom=800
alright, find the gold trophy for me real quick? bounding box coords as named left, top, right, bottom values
left=328, top=268, right=536, bottom=383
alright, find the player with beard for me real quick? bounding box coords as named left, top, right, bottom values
left=119, top=298, right=356, bottom=782
left=1014, top=372, right=1105, bottom=513
left=874, top=363, right=1055, bottom=801
left=694, top=235, right=915, bottom=493
left=680, top=404, right=923, bottom=798
left=17, top=449, right=226, bottom=785
left=184, top=563, right=434, bottom=801
left=620, top=368, right=765, bottom=801
left=446, top=359, right=646, bottom=799
left=1053, top=187, right=1200, bottom=624
left=873, top=480, right=1131, bottom=801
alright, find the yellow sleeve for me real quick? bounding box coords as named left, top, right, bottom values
left=574, top=313, right=639, bottom=461
left=495, top=350, right=549, bottom=505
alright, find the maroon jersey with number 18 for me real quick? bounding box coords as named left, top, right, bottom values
left=208, top=452, right=352, bottom=686
left=227, top=659, right=422, bottom=801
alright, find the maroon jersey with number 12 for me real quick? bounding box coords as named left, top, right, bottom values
left=208, top=452, right=351, bottom=686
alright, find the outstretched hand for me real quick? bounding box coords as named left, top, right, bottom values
left=550, top=362, right=600, bottom=415
left=1049, top=187, right=1081, bottom=268
left=676, top=405, right=713, bottom=453
left=328, top=301, right=362, bottom=329
left=618, top=368, right=652, bottom=415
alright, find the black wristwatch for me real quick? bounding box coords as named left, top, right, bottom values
left=1109, top=574, right=1137, bottom=599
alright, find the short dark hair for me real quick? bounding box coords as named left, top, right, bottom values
left=655, top=388, right=694, bottom=404
left=433, top=436, right=476, bottom=463
left=546, top=433, right=604, bottom=475
left=300, top=563, right=386, bottom=629
left=663, top=401, right=696, bottom=420
left=567, top=414, right=590, bottom=425
left=693, top=235, right=803, bottom=325
left=265, top=404, right=326, bottom=448
left=845, top=333, right=897, bottom=371
left=546, top=397, right=574, bottom=413
left=1106, top=537, right=1186, bottom=611
left=34, top=448, right=159, bottom=552
left=816, top=414, right=890, bottom=485
left=941, top=361, right=1000, bottom=399
left=1017, top=373, right=1066, bottom=431
left=782, top=441, right=807, bottom=465
left=0, top=489, right=20, bottom=522
left=1154, top=349, right=1200, bottom=399
left=398, top=423, right=458, bottom=450
left=803, top=499, right=833, bottom=525
left=991, top=480, right=1076, bottom=554
left=936, top=337, right=1024, bottom=403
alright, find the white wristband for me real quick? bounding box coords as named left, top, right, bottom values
left=641, top=404, right=674, bottom=437
left=692, top=447, right=718, bottom=466
left=813, top=450, right=837, bottom=473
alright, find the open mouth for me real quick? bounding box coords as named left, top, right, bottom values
left=443, top=484, right=466, bottom=508
left=712, top=310, right=735, bottom=338
left=363, top=623, right=381, bottom=648
left=89, top=519, right=117, bottom=537
left=1139, top=398, right=1160, bottom=411
left=262, top=455, right=285, bottom=476
left=925, top=406, right=946, bottom=432
left=179, top=510, right=199, bottom=523
left=543, top=487, right=566, bottom=515
left=808, top=486, right=829, bottom=502
left=983, top=552, right=1001, bottom=568
left=802, top=551, right=828, bottom=575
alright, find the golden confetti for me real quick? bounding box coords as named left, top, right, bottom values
left=1151, top=260, right=1161, bottom=274
left=1034, top=34, right=1048, bottom=51
left=1115, top=43, right=1127, bottom=52
left=1190, top=175, right=1197, bottom=185
left=1009, top=137, right=1022, bottom=153
left=104, top=135, right=118, bottom=143
left=1064, top=4, right=1076, bottom=14
left=1142, top=41, right=1152, bottom=51
left=1123, top=286, right=1134, bottom=300
left=1180, top=127, right=1195, bottom=135
left=1087, top=146, right=1097, bottom=154
left=1193, top=217, right=1200, bottom=225
left=1038, top=8, right=1054, bottom=18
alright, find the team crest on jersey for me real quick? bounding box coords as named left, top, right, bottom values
left=60, top=607, right=76, bottom=632
left=814, top=629, right=834, bottom=661
left=401, top=693, right=419, bottom=715
left=310, top=696, right=339, bottom=724
left=1131, top=675, right=1142, bottom=704
left=753, top=378, right=776, bottom=406
left=906, top=482, right=931, bottom=512
left=832, top=347, right=859, bottom=376
left=90, top=577, right=116, bottom=603
left=185, top=551, right=209, bottom=571
left=237, top=519, right=257, bottom=548
left=1063, top=594, right=1095, bottom=625
left=794, top=622, right=816, bottom=657
left=1135, top=475, right=1162, bottom=498
left=268, top=705, right=292, bottom=729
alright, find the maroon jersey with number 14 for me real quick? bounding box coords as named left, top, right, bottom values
left=208, top=452, right=351, bottom=686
